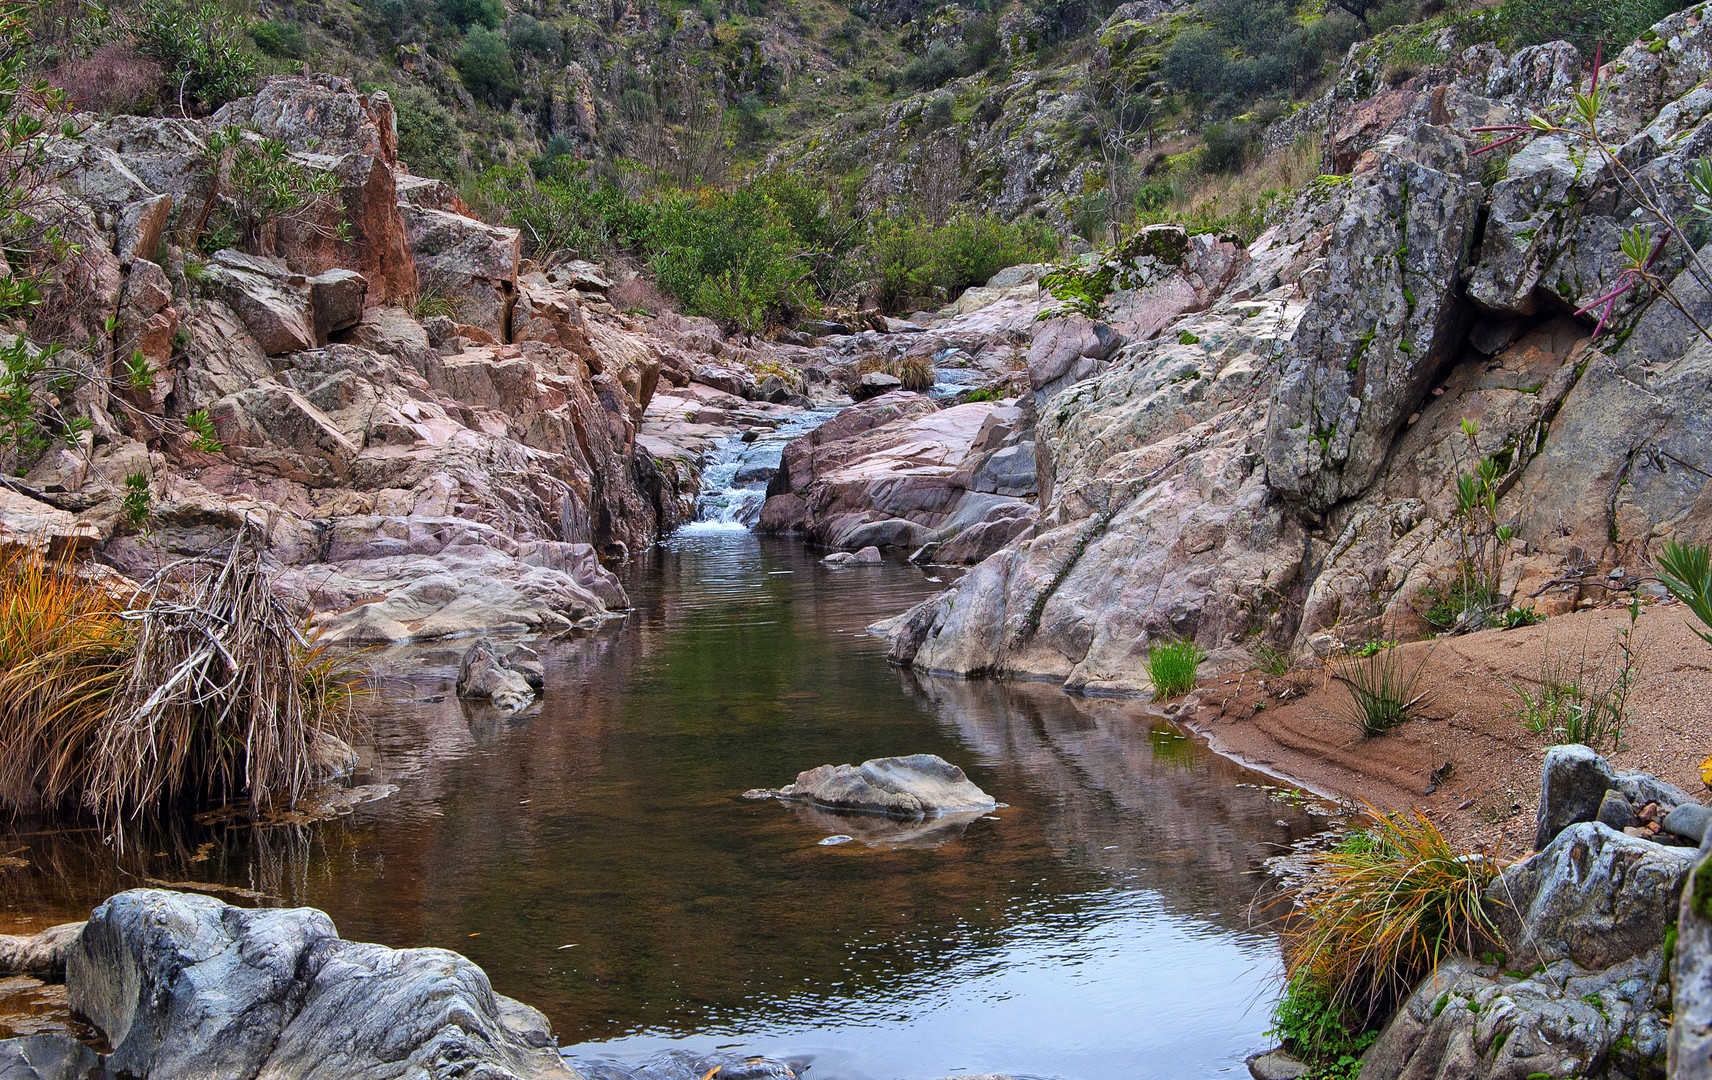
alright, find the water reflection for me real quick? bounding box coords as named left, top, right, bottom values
left=0, top=532, right=1322, bottom=1080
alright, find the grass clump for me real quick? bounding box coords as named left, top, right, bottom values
left=0, top=537, right=363, bottom=835
left=1148, top=637, right=1205, bottom=700
left=1273, top=810, right=1500, bottom=1064
left=1505, top=603, right=1642, bottom=753
left=1334, top=645, right=1429, bottom=737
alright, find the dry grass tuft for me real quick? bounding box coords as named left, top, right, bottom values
left=0, top=533, right=363, bottom=834
left=895, top=354, right=934, bottom=392
left=0, top=547, right=131, bottom=814
left=1283, top=807, right=1501, bottom=1025
left=90, top=535, right=363, bottom=827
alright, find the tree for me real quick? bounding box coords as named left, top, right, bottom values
left=438, top=0, right=501, bottom=30
left=1330, top=0, right=1382, bottom=31
left=455, top=27, right=516, bottom=105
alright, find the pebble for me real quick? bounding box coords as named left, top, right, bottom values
left=818, top=835, right=854, bottom=846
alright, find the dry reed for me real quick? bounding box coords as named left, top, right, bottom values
left=90, top=532, right=362, bottom=826
left=0, top=530, right=362, bottom=834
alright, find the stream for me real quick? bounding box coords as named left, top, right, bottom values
left=0, top=524, right=1330, bottom=1080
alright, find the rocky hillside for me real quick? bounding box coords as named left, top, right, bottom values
left=867, top=10, right=1712, bottom=694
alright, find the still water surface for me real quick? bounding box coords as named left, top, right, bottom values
left=0, top=530, right=1324, bottom=1080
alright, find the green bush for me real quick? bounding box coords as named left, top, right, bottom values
left=455, top=27, right=516, bottom=105
left=438, top=0, right=502, bottom=30
left=870, top=212, right=1059, bottom=313
left=390, top=84, right=461, bottom=180
left=1162, top=27, right=1226, bottom=95
left=507, top=13, right=561, bottom=59
left=903, top=43, right=960, bottom=89
left=135, top=0, right=258, bottom=113
left=249, top=19, right=306, bottom=59
left=1502, top=0, right=1693, bottom=56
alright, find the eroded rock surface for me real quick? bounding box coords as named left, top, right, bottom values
left=879, top=14, right=1712, bottom=691
left=56, top=888, right=579, bottom=1080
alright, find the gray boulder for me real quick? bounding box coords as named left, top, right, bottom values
left=1361, top=951, right=1669, bottom=1080
left=854, top=371, right=904, bottom=400
left=1671, top=834, right=1712, bottom=1078
left=1490, top=822, right=1694, bottom=971
left=1263, top=150, right=1481, bottom=513
left=0, top=1035, right=103, bottom=1080
left=456, top=637, right=540, bottom=713
left=1670, top=803, right=1712, bottom=845
left=775, top=754, right=996, bottom=819
left=1535, top=744, right=1696, bottom=849
left=0, top=923, right=85, bottom=980
left=203, top=250, right=318, bottom=356
left=67, top=889, right=578, bottom=1080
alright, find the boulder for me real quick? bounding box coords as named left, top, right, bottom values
left=1263, top=149, right=1482, bottom=513
left=456, top=637, right=540, bottom=713
left=854, top=371, right=903, bottom=399
left=203, top=250, right=317, bottom=356
left=0, top=923, right=85, bottom=979
left=1669, top=803, right=1712, bottom=845
left=64, top=889, right=579, bottom=1080
left=1672, top=834, right=1712, bottom=1078
left=308, top=268, right=367, bottom=341
left=1534, top=744, right=1696, bottom=849
left=0, top=1035, right=103, bottom=1080
left=399, top=204, right=519, bottom=337
left=1490, top=822, right=1694, bottom=971
left=775, top=754, right=996, bottom=819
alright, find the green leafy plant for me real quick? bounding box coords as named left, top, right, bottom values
left=121, top=471, right=152, bottom=526
left=184, top=409, right=223, bottom=453
left=196, top=126, right=345, bottom=253
left=1501, top=606, right=1543, bottom=630
left=1353, top=640, right=1396, bottom=658
left=134, top=0, right=258, bottom=113
left=1334, top=645, right=1430, bottom=737
left=1148, top=638, right=1205, bottom=700
left=1658, top=539, right=1712, bottom=646
left=1506, top=602, right=1643, bottom=751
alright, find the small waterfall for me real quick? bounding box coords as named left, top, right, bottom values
left=687, top=409, right=837, bottom=529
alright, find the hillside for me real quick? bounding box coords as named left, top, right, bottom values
left=27, top=0, right=1701, bottom=330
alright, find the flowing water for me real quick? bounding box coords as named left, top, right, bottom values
left=0, top=532, right=1329, bottom=1080
left=692, top=410, right=837, bottom=526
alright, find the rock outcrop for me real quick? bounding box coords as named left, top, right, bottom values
left=26, top=74, right=804, bottom=643
left=1364, top=820, right=1689, bottom=1080
left=882, top=15, right=1712, bottom=692
left=456, top=637, right=544, bottom=712
left=0, top=889, right=580, bottom=1080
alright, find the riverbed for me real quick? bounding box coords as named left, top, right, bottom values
left=0, top=529, right=1327, bottom=1080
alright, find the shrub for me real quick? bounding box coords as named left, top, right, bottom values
left=1279, top=811, right=1499, bottom=1035
left=200, top=127, right=344, bottom=253
left=1148, top=638, right=1205, bottom=700
left=455, top=27, right=516, bottom=104
left=1203, top=121, right=1255, bottom=174
left=903, top=43, right=960, bottom=89
left=869, top=212, right=1059, bottom=313
left=48, top=42, right=163, bottom=114
left=390, top=84, right=461, bottom=180
left=439, top=0, right=502, bottom=30
left=134, top=0, right=258, bottom=113
left=249, top=18, right=306, bottom=59
left=1658, top=539, right=1712, bottom=646
left=507, top=13, right=561, bottom=59
left=1162, top=27, right=1227, bottom=95
left=1503, top=0, right=1693, bottom=56
left=1334, top=645, right=1428, bottom=736
left=922, top=94, right=955, bottom=132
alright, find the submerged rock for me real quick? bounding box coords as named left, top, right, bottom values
left=456, top=637, right=541, bottom=712
left=46, top=888, right=579, bottom=1080
left=774, top=754, right=996, bottom=819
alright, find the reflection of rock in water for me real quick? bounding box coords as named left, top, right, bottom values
left=782, top=801, right=987, bottom=849
left=569, top=1049, right=806, bottom=1080
left=897, top=671, right=1327, bottom=933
